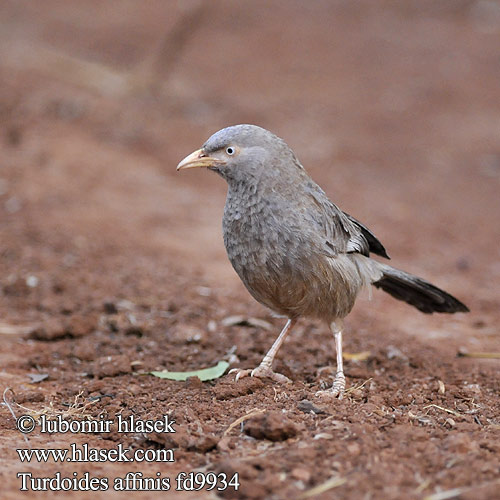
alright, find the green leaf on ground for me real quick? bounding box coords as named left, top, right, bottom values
left=150, top=361, right=229, bottom=381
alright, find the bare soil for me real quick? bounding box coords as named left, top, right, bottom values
left=1, top=1, right=499, bottom=499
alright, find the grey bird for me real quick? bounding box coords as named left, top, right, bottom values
left=177, top=124, right=468, bottom=399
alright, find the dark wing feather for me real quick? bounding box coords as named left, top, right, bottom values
left=342, top=212, right=390, bottom=259
left=303, top=181, right=384, bottom=258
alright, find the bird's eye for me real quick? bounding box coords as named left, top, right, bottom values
left=225, top=147, right=235, bottom=156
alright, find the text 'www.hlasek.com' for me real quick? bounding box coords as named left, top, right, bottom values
left=15, top=414, right=240, bottom=492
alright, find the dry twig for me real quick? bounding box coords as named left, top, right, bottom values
left=299, top=476, right=347, bottom=499
left=223, top=409, right=265, bottom=437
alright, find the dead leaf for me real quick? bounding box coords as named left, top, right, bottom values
left=28, top=373, right=49, bottom=383
left=0, top=323, right=36, bottom=335
left=221, top=315, right=272, bottom=330
left=343, top=351, right=371, bottom=361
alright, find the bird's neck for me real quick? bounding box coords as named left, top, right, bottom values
left=225, top=167, right=285, bottom=200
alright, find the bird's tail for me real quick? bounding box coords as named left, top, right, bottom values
left=372, top=264, right=469, bottom=314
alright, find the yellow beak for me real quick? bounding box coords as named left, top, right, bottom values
left=176, top=149, right=225, bottom=171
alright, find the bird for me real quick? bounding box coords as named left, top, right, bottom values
left=177, top=124, right=469, bottom=399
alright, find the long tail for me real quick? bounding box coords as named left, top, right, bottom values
left=372, top=264, right=469, bottom=314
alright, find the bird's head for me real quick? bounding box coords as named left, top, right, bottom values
left=176, top=124, right=301, bottom=185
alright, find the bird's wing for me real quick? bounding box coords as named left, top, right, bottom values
left=341, top=212, right=390, bottom=259
left=302, top=182, right=389, bottom=259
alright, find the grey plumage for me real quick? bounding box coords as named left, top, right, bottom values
left=177, top=124, right=468, bottom=396
left=201, top=124, right=467, bottom=319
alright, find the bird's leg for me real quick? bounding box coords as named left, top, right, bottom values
left=331, top=321, right=346, bottom=398
left=230, top=318, right=296, bottom=384
left=316, top=320, right=346, bottom=400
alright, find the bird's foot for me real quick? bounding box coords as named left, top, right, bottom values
left=315, top=371, right=346, bottom=400
left=229, top=364, right=292, bottom=384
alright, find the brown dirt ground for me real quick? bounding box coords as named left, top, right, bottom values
left=1, top=1, right=499, bottom=499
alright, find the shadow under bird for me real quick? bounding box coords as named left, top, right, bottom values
left=177, top=124, right=468, bottom=399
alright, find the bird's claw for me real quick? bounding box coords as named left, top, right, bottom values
left=315, top=371, right=346, bottom=400
left=229, top=365, right=292, bottom=384
left=229, top=367, right=252, bottom=382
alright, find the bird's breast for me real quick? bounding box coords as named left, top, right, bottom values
left=223, top=189, right=293, bottom=271
left=221, top=186, right=365, bottom=320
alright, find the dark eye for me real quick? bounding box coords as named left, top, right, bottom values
left=225, top=147, right=235, bottom=156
